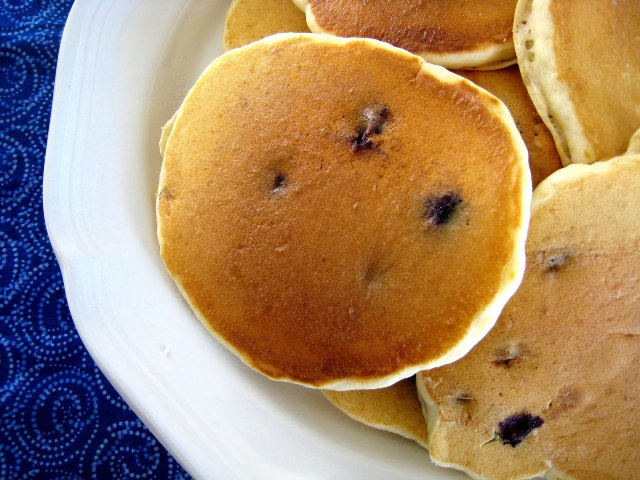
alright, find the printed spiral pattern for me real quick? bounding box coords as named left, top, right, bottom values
left=0, top=2, right=190, bottom=478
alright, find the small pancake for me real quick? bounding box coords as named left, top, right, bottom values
left=223, top=0, right=309, bottom=51
left=158, top=33, right=530, bottom=390
left=417, top=150, right=640, bottom=479
left=323, top=377, right=428, bottom=448
left=514, top=0, right=640, bottom=165
left=292, top=0, right=517, bottom=69
left=457, top=66, right=562, bottom=187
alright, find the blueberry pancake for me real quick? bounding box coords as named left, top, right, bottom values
left=157, top=33, right=530, bottom=390
left=418, top=149, right=640, bottom=479
left=292, top=0, right=517, bottom=69
left=514, top=0, right=640, bottom=165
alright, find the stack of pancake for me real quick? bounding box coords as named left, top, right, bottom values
left=158, top=1, right=640, bottom=478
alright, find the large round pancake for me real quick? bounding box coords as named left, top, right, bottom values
left=417, top=151, right=640, bottom=479
left=514, top=0, right=640, bottom=165
left=157, top=33, right=530, bottom=390
left=323, top=377, right=428, bottom=448
left=292, top=0, right=517, bottom=69
left=456, top=67, right=562, bottom=188
left=223, top=0, right=309, bottom=51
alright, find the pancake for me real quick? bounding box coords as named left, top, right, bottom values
left=323, top=377, right=428, bottom=448
left=223, top=0, right=309, bottom=51
left=417, top=149, right=640, bottom=479
left=292, top=0, right=518, bottom=69
left=157, top=33, right=530, bottom=390
left=457, top=67, right=562, bottom=188
left=514, top=0, right=640, bottom=165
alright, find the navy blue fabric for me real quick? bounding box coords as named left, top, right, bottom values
left=0, top=2, right=190, bottom=478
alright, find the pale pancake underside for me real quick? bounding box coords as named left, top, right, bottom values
left=158, top=33, right=530, bottom=390
left=514, top=0, right=587, bottom=165
left=514, top=0, right=640, bottom=165
left=417, top=149, right=640, bottom=479
left=322, top=378, right=428, bottom=448
left=292, top=0, right=516, bottom=70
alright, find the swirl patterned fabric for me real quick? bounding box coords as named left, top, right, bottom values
left=0, top=2, right=190, bottom=478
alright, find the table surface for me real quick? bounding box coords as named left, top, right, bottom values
left=1, top=2, right=190, bottom=478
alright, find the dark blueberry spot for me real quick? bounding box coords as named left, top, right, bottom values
left=492, top=345, right=522, bottom=367
left=424, top=192, right=462, bottom=226
left=350, top=105, right=390, bottom=152
left=455, top=393, right=473, bottom=403
left=497, top=412, right=544, bottom=447
left=272, top=172, right=287, bottom=193
left=351, top=129, right=374, bottom=152
left=545, top=253, right=569, bottom=271
left=493, top=356, right=518, bottom=367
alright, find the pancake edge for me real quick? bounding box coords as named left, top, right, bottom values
left=157, top=32, right=531, bottom=391
left=321, top=390, right=429, bottom=449
left=293, top=0, right=515, bottom=69
left=626, top=127, right=640, bottom=155
left=159, top=111, right=178, bottom=156
left=514, top=0, right=594, bottom=165
left=222, top=0, right=243, bottom=51
left=417, top=152, right=640, bottom=480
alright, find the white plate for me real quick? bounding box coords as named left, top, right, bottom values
left=44, top=1, right=467, bottom=478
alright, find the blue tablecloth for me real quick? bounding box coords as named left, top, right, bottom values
left=1, top=2, right=190, bottom=478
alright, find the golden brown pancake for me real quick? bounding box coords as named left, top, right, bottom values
left=292, top=0, right=517, bottom=69
left=514, top=0, right=640, bottom=165
left=457, top=66, right=562, bottom=188
left=223, top=0, right=309, bottom=51
left=323, top=377, right=428, bottom=448
left=417, top=151, right=640, bottom=479
left=158, top=33, right=530, bottom=390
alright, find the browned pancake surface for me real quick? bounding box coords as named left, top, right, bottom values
left=458, top=66, right=562, bottom=187
left=158, top=34, right=529, bottom=388
left=301, top=0, right=516, bottom=57
left=418, top=155, right=640, bottom=479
